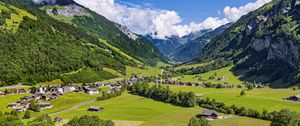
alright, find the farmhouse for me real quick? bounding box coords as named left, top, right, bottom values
left=38, top=102, right=52, bottom=110
left=83, top=87, right=99, bottom=95
left=0, top=91, right=6, bottom=96
left=88, top=106, right=104, bottom=112
left=63, top=86, right=76, bottom=93
left=7, top=103, right=18, bottom=108
left=15, top=106, right=27, bottom=112
left=18, top=88, right=26, bottom=93
left=54, top=117, right=63, bottom=123
left=287, top=94, right=300, bottom=101
left=200, top=110, right=219, bottom=119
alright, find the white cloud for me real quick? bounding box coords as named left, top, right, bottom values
left=73, top=0, right=271, bottom=39
left=223, top=0, right=272, bottom=21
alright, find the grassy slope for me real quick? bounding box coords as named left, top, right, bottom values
left=0, top=94, right=28, bottom=112
left=0, top=2, right=36, bottom=31
left=162, top=84, right=300, bottom=113
left=125, top=66, right=162, bottom=78
left=172, top=66, right=243, bottom=85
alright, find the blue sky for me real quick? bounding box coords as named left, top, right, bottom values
left=75, top=0, right=271, bottom=39
left=118, top=0, right=258, bottom=24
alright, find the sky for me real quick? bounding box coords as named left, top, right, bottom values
left=72, top=0, right=272, bottom=39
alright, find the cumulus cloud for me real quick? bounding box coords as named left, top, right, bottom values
left=73, top=0, right=271, bottom=39
left=223, top=0, right=272, bottom=21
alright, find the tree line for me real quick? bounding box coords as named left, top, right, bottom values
left=128, top=82, right=196, bottom=107
left=0, top=110, right=115, bottom=126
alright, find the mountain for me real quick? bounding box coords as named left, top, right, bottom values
left=145, top=29, right=211, bottom=58
left=196, top=0, right=300, bottom=87
left=0, top=0, right=146, bottom=86
left=21, top=0, right=166, bottom=66
left=169, top=23, right=233, bottom=63
left=20, top=0, right=75, bottom=6
left=145, top=35, right=183, bottom=56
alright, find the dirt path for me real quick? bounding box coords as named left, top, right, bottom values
left=49, top=100, right=95, bottom=116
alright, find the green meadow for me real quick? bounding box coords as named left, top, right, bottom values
left=161, top=84, right=300, bottom=113
left=172, top=66, right=243, bottom=85
left=48, top=92, right=269, bottom=126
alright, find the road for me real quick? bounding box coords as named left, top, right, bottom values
left=49, top=100, right=95, bottom=116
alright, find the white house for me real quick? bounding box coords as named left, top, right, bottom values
left=86, top=88, right=99, bottom=95
left=36, top=87, right=46, bottom=94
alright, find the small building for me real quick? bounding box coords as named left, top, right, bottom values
left=38, top=102, right=52, bottom=110
left=287, top=94, right=300, bottom=101
left=7, top=103, right=18, bottom=108
left=200, top=110, right=218, bottom=119
left=88, top=106, right=104, bottom=112
left=54, top=117, right=63, bottom=123
left=195, top=94, right=203, bottom=97
left=0, top=91, right=6, bottom=96
left=86, top=88, right=99, bottom=95
left=36, top=87, right=46, bottom=94
left=63, top=86, right=76, bottom=93
left=15, top=106, right=27, bottom=112
left=18, top=88, right=26, bottom=94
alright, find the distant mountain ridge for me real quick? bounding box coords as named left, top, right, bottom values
left=169, top=23, right=233, bottom=63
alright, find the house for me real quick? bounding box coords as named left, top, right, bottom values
left=7, top=103, right=18, bottom=108
left=88, top=106, right=104, bottom=112
left=18, top=88, right=26, bottom=94
left=217, top=76, right=226, bottom=81
left=287, top=94, right=300, bottom=101
left=0, top=91, right=6, bottom=96
left=15, top=106, right=27, bottom=112
left=36, top=87, right=46, bottom=94
left=54, top=117, right=63, bottom=123
left=63, top=86, right=76, bottom=93
left=38, top=102, right=52, bottom=110
left=200, top=110, right=219, bottom=119
left=85, top=88, right=99, bottom=95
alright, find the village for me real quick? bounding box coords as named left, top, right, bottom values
left=1, top=73, right=299, bottom=124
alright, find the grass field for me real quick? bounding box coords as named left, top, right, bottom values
left=172, top=66, right=243, bottom=85
left=0, top=2, right=37, bottom=31
left=126, top=66, right=162, bottom=78
left=0, top=94, right=28, bottom=112
left=48, top=92, right=269, bottom=126
left=159, top=84, right=300, bottom=113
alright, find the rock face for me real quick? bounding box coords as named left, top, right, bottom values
left=197, top=0, right=300, bottom=86
left=46, top=4, right=90, bottom=17
left=115, top=24, right=138, bottom=41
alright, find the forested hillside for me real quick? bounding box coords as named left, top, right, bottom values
left=37, top=2, right=166, bottom=66
left=0, top=0, right=136, bottom=86
left=197, top=0, right=300, bottom=87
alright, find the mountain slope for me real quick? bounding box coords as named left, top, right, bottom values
left=37, top=2, right=166, bottom=66
left=197, top=0, right=300, bottom=87
left=169, top=23, right=233, bottom=63
left=0, top=0, right=136, bottom=86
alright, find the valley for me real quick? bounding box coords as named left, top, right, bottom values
left=0, top=0, right=300, bottom=126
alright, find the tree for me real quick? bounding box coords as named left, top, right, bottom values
left=23, top=111, right=31, bottom=119
left=188, top=117, right=200, bottom=126
left=270, top=109, right=300, bottom=126
left=30, top=86, right=37, bottom=94
left=64, top=115, right=115, bottom=126
left=240, top=90, right=246, bottom=96
left=28, top=114, right=54, bottom=126
left=29, top=101, right=40, bottom=112
left=188, top=117, right=209, bottom=126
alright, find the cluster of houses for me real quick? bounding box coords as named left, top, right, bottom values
left=153, top=77, right=267, bottom=89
